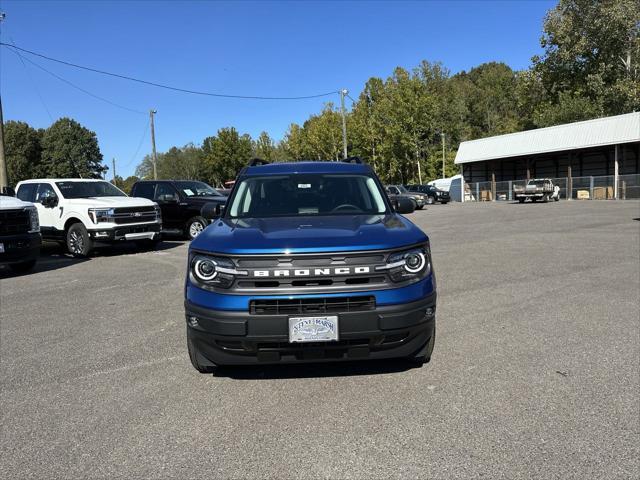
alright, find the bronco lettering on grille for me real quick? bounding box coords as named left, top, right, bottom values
left=251, top=266, right=371, bottom=277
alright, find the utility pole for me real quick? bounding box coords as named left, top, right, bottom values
left=417, top=160, right=422, bottom=184
left=340, top=89, right=348, bottom=160
left=0, top=93, right=7, bottom=190
left=112, top=158, right=117, bottom=185
left=0, top=12, right=8, bottom=190
left=441, top=132, right=446, bottom=179
left=150, top=109, right=158, bottom=179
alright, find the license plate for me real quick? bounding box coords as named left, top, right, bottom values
left=289, top=316, right=339, bottom=343
left=0, top=243, right=4, bottom=253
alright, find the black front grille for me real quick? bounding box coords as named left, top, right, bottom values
left=112, top=206, right=157, bottom=224
left=250, top=295, right=375, bottom=315
left=0, top=209, right=30, bottom=235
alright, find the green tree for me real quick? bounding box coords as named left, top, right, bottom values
left=113, top=175, right=140, bottom=194
left=3, top=121, right=42, bottom=186
left=40, top=118, right=105, bottom=178
left=530, top=0, right=640, bottom=125
left=135, top=143, right=204, bottom=180
left=201, top=127, right=253, bottom=186
left=254, top=131, right=277, bottom=161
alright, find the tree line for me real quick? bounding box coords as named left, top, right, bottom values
left=4, top=0, right=639, bottom=188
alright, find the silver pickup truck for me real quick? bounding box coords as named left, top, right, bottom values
left=514, top=178, right=560, bottom=203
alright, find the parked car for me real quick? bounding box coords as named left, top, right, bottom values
left=386, top=185, right=425, bottom=209
left=16, top=179, right=162, bottom=257
left=185, top=158, right=436, bottom=373
left=385, top=190, right=417, bottom=214
left=513, top=178, right=560, bottom=203
left=0, top=190, right=41, bottom=273
left=406, top=184, right=450, bottom=204
left=131, top=180, right=227, bottom=239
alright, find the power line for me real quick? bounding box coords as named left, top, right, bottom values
left=122, top=119, right=150, bottom=169
left=1, top=42, right=341, bottom=101
left=9, top=38, right=54, bottom=122
left=8, top=49, right=146, bottom=115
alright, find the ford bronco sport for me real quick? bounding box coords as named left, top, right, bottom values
left=185, top=159, right=436, bottom=372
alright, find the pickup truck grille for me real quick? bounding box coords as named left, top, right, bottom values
left=231, top=251, right=391, bottom=294
left=112, top=206, right=157, bottom=224
left=250, top=296, right=375, bottom=315
left=0, top=209, right=30, bottom=235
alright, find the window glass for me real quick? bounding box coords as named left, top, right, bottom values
left=154, top=183, right=178, bottom=201
left=134, top=183, right=155, bottom=200
left=35, top=183, right=56, bottom=203
left=55, top=181, right=126, bottom=198
left=16, top=183, right=37, bottom=202
left=174, top=181, right=222, bottom=197
left=228, top=174, right=388, bottom=218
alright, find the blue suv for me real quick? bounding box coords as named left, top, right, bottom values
left=185, top=159, right=436, bottom=372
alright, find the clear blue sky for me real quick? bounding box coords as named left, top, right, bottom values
left=0, top=0, right=555, bottom=178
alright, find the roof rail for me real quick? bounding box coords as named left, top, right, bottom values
left=248, top=158, right=270, bottom=167
left=342, top=156, right=364, bottom=164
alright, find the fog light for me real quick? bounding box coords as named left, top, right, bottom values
left=425, top=307, right=434, bottom=318
left=95, top=231, right=109, bottom=238
left=187, top=316, right=199, bottom=328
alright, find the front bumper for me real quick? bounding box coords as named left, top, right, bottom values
left=88, top=223, right=162, bottom=242
left=0, top=232, right=41, bottom=265
left=185, top=292, right=436, bottom=365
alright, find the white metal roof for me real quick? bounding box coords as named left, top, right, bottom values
left=455, top=112, right=640, bottom=164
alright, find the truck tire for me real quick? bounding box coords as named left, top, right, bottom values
left=9, top=259, right=37, bottom=274
left=426, top=196, right=435, bottom=205
left=554, top=196, right=560, bottom=202
left=518, top=198, right=525, bottom=203
left=407, top=325, right=436, bottom=366
left=186, top=216, right=207, bottom=240
left=416, top=205, right=424, bottom=210
left=187, top=328, right=217, bottom=374
left=66, top=223, right=93, bottom=257
left=543, top=195, right=549, bottom=203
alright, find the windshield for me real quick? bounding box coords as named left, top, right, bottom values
left=397, top=185, right=410, bottom=194
left=228, top=174, right=388, bottom=218
left=174, top=181, right=222, bottom=197
left=55, top=181, right=126, bottom=199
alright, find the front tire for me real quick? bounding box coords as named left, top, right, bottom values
left=186, top=216, right=207, bottom=240
left=426, top=196, right=435, bottom=205
left=8, top=259, right=37, bottom=274
left=416, top=205, right=424, bottom=210
left=66, top=223, right=93, bottom=257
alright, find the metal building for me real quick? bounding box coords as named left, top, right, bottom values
left=455, top=112, right=640, bottom=200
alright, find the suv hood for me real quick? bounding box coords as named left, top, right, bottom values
left=64, top=196, right=157, bottom=208
left=191, top=214, right=428, bottom=254
left=0, top=195, right=34, bottom=209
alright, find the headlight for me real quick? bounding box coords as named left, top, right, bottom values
left=154, top=204, right=162, bottom=221
left=88, top=208, right=114, bottom=224
left=377, top=245, right=431, bottom=283
left=26, top=207, right=40, bottom=233
left=189, top=253, right=247, bottom=290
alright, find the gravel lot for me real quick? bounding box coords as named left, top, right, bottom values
left=1, top=201, right=639, bottom=479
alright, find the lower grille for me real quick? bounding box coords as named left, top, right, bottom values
left=250, top=295, right=375, bottom=315
left=0, top=209, right=30, bottom=235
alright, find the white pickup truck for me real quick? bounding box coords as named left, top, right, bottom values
left=15, top=179, right=162, bottom=257
left=514, top=178, right=560, bottom=203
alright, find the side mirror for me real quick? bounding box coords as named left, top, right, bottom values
left=1, top=186, right=16, bottom=197
left=42, top=194, right=58, bottom=208
left=395, top=196, right=416, bottom=214
left=201, top=202, right=225, bottom=220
